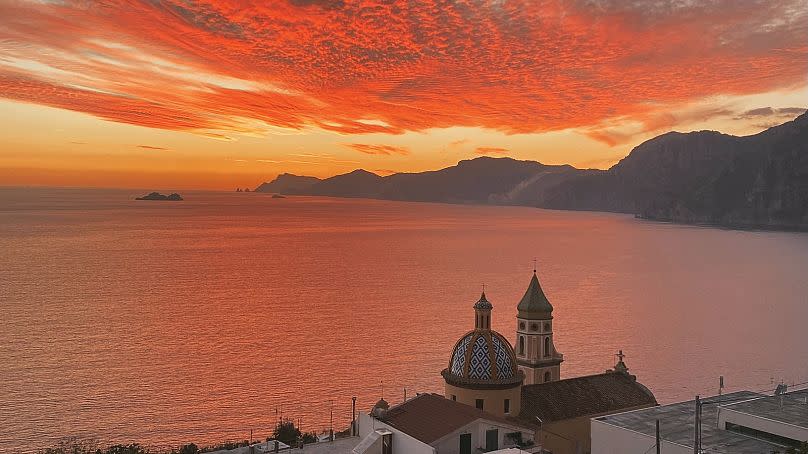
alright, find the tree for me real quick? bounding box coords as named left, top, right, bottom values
left=41, top=437, right=99, bottom=454
left=301, top=433, right=318, bottom=444
left=178, top=444, right=198, bottom=454
left=271, top=419, right=301, bottom=445
left=104, top=444, right=146, bottom=454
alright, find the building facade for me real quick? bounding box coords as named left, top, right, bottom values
left=592, top=390, right=808, bottom=454
left=355, top=393, right=535, bottom=454
left=440, top=271, right=658, bottom=454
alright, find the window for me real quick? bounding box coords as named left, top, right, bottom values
left=544, top=371, right=551, bottom=382
left=459, top=433, right=472, bottom=454
left=544, top=337, right=550, bottom=357
left=504, top=398, right=510, bottom=414
left=475, top=399, right=484, bottom=410
left=451, top=394, right=456, bottom=401
left=381, top=433, right=392, bottom=454
left=519, top=336, right=525, bottom=355
left=519, top=322, right=525, bottom=330
left=485, top=429, right=499, bottom=451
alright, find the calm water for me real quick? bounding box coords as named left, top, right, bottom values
left=1, top=188, right=807, bottom=452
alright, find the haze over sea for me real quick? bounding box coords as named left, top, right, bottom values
left=2, top=187, right=807, bottom=452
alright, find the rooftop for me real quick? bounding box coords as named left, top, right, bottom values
left=378, top=393, right=533, bottom=444
left=519, top=371, right=657, bottom=423
left=516, top=272, right=553, bottom=318
left=722, top=388, right=808, bottom=429
left=594, top=391, right=790, bottom=453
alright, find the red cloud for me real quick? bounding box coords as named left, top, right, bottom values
left=475, top=147, right=509, bottom=155
left=0, top=1, right=805, bottom=138
left=345, top=143, right=410, bottom=156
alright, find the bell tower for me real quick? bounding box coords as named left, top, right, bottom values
left=515, top=269, right=563, bottom=385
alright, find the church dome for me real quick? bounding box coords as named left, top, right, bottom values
left=442, top=330, right=522, bottom=388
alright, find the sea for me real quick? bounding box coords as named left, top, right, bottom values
left=1, top=187, right=807, bottom=452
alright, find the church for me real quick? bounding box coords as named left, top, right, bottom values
left=441, top=270, right=658, bottom=454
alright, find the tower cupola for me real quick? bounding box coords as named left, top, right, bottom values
left=517, top=271, right=554, bottom=320
left=474, top=291, right=492, bottom=330
left=442, top=289, right=524, bottom=417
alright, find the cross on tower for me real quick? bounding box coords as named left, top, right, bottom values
left=616, top=350, right=625, bottom=362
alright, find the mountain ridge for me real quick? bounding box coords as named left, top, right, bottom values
left=255, top=111, right=808, bottom=230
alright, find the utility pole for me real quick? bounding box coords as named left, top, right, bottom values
left=352, top=396, right=357, bottom=436
left=693, top=395, right=701, bottom=454
left=330, top=399, right=334, bottom=442
left=655, top=420, right=661, bottom=454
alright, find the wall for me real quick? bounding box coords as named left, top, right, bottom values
left=444, top=382, right=522, bottom=417
left=718, top=407, right=808, bottom=443
left=590, top=419, right=691, bottom=454
left=357, top=412, right=534, bottom=454
left=431, top=418, right=535, bottom=454
left=356, top=412, right=436, bottom=454
left=535, top=404, right=656, bottom=454
left=520, top=365, right=558, bottom=385
left=537, top=417, right=586, bottom=454
left=515, top=317, right=561, bottom=386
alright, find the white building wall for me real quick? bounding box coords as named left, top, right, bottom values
left=718, top=407, right=808, bottom=443
left=355, top=412, right=436, bottom=454
left=358, top=413, right=533, bottom=454
left=431, top=419, right=534, bottom=454
left=591, top=420, right=691, bottom=454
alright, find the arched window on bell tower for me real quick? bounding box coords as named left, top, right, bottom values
left=519, top=336, right=525, bottom=355
left=544, top=337, right=550, bottom=357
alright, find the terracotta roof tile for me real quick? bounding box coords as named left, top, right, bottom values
left=379, top=393, right=532, bottom=444
left=519, top=372, right=657, bottom=423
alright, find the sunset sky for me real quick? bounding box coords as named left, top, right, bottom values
left=1, top=0, right=806, bottom=189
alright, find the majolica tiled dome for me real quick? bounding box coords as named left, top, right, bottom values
left=442, top=330, right=521, bottom=386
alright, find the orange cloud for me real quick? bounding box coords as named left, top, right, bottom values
left=475, top=147, right=509, bottom=155
left=345, top=143, right=410, bottom=156
left=372, top=169, right=398, bottom=176
left=0, top=0, right=805, bottom=139
left=136, top=145, right=170, bottom=151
